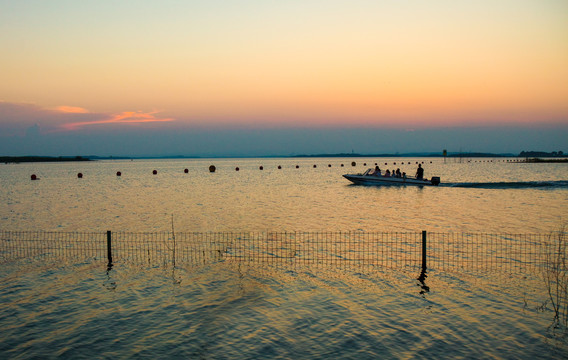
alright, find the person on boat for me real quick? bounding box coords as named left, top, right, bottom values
left=371, top=165, right=381, bottom=176
left=415, top=164, right=424, bottom=180
left=384, top=169, right=391, bottom=177
left=395, top=168, right=401, bottom=177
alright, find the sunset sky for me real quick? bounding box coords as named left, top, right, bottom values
left=1, top=0, right=567, bottom=156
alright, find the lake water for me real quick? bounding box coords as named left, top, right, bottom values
left=1, top=157, right=567, bottom=233
left=1, top=157, right=567, bottom=358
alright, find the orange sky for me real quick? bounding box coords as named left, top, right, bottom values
left=0, top=1, right=567, bottom=156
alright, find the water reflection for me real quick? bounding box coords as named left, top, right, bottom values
left=170, top=267, right=182, bottom=285
left=104, top=262, right=116, bottom=291
left=1, top=257, right=564, bottom=358
left=417, top=268, right=430, bottom=296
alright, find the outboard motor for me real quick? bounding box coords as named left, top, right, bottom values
left=430, top=176, right=441, bottom=186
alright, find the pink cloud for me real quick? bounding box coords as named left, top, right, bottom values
left=0, top=102, right=176, bottom=136
left=52, top=106, right=90, bottom=114
left=59, top=110, right=175, bottom=131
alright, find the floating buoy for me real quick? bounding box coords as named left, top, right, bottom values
left=296, top=165, right=299, bottom=168
left=184, top=169, right=188, bottom=173
left=209, top=165, right=216, bottom=173
left=351, top=162, right=356, bottom=166
left=393, top=162, right=396, bottom=165
left=385, top=163, right=388, bottom=165
left=31, top=174, right=37, bottom=180
left=278, top=165, right=281, bottom=169
left=235, top=167, right=239, bottom=171
left=363, top=163, right=367, bottom=166
left=313, top=164, right=317, bottom=168
left=116, top=171, right=122, bottom=177
left=328, top=164, right=331, bottom=167
left=259, top=166, right=263, bottom=170
left=341, top=164, right=344, bottom=167
left=152, top=170, right=157, bottom=175
left=77, top=173, right=83, bottom=178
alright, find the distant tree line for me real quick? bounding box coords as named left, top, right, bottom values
left=519, top=151, right=565, bottom=157
left=1, top=156, right=91, bottom=163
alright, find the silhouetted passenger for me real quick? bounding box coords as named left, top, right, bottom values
left=371, top=165, right=381, bottom=176
left=384, top=169, right=391, bottom=177
left=416, top=164, right=424, bottom=179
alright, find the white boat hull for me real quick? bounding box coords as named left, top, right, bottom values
left=343, top=173, right=440, bottom=186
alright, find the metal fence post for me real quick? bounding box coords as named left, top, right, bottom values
left=107, top=230, right=113, bottom=264
left=422, top=230, right=427, bottom=270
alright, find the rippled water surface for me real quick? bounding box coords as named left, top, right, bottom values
left=1, top=260, right=566, bottom=359
left=1, top=157, right=567, bottom=358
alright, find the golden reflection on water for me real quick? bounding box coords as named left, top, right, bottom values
left=0, top=158, right=566, bottom=233
left=1, top=254, right=566, bottom=358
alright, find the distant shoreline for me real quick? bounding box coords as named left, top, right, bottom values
left=2, top=153, right=567, bottom=163
left=2, top=153, right=507, bottom=163
left=1, top=156, right=91, bottom=163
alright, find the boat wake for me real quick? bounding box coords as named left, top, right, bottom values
left=443, top=180, right=568, bottom=189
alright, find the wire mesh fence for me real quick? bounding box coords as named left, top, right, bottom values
left=426, top=232, right=559, bottom=273
left=0, top=230, right=564, bottom=274
left=0, top=231, right=107, bottom=263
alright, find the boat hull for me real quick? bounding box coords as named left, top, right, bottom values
left=343, top=174, right=440, bottom=186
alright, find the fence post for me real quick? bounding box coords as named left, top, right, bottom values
left=422, top=230, right=427, bottom=270
left=107, top=230, right=113, bottom=264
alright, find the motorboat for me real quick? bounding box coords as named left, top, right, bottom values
left=343, top=169, right=440, bottom=186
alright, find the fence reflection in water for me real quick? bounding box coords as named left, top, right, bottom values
left=0, top=231, right=561, bottom=273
